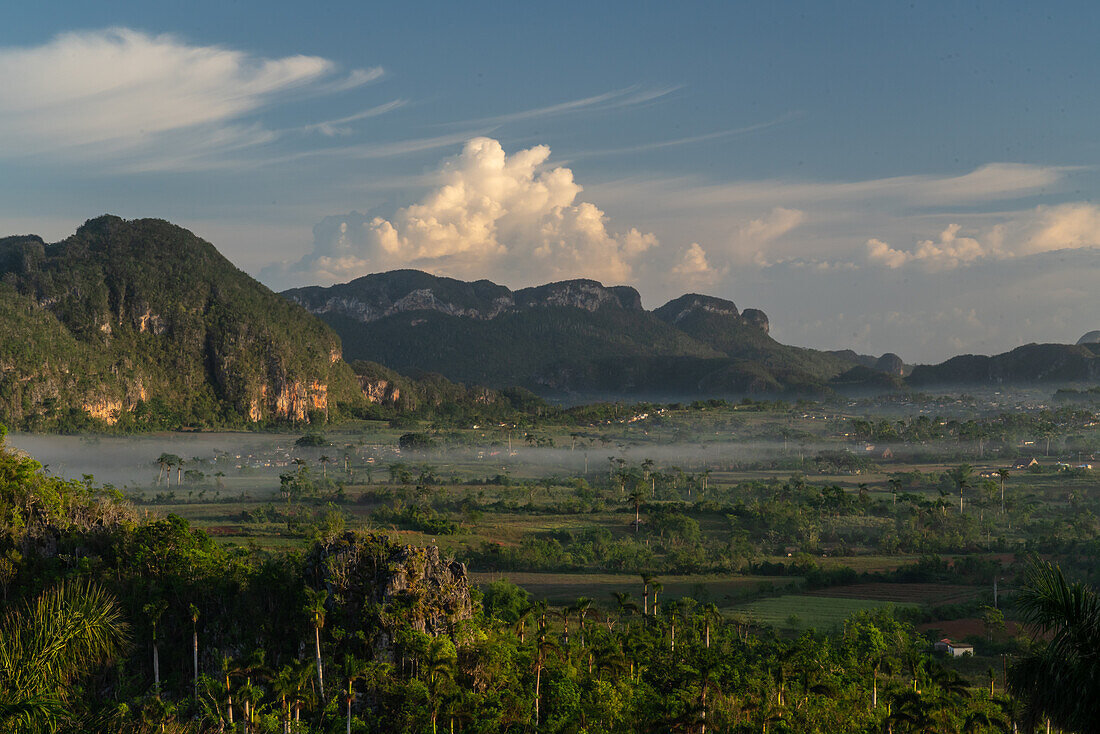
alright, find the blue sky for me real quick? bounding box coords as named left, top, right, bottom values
left=2, top=1, right=1098, bottom=361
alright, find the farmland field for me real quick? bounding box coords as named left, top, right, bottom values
left=469, top=571, right=800, bottom=606
left=804, top=582, right=983, bottom=606
left=730, top=594, right=915, bottom=631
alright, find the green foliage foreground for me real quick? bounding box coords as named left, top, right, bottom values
left=0, top=431, right=1081, bottom=733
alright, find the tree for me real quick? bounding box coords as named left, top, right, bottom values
left=1008, top=558, right=1100, bottom=732
left=997, top=469, right=1009, bottom=515
left=340, top=655, right=369, bottom=734
left=627, top=484, right=645, bottom=537
left=889, top=477, right=902, bottom=505
left=532, top=627, right=557, bottom=728
left=950, top=464, right=973, bottom=514
left=0, top=581, right=127, bottom=730
left=640, top=573, right=656, bottom=616
left=189, top=603, right=200, bottom=700
left=142, top=598, right=168, bottom=695
left=425, top=636, right=457, bottom=734
left=304, top=587, right=328, bottom=698
left=155, top=453, right=172, bottom=487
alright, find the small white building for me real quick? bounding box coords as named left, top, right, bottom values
left=933, top=638, right=974, bottom=657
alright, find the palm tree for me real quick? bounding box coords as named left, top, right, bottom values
left=532, top=627, right=557, bottom=728
left=997, top=468, right=1009, bottom=515
left=341, top=655, right=370, bottom=734
left=319, top=455, right=331, bottom=478
left=573, top=597, right=593, bottom=647
left=651, top=582, right=663, bottom=615
left=640, top=573, right=656, bottom=615
left=304, top=587, right=328, bottom=698
left=0, top=581, right=127, bottom=730
left=889, top=477, right=902, bottom=505
left=425, top=637, right=457, bottom=734
left=701, top=603, right=721, bottom=649
left=238, top=649, right=271, bottom=726
left=189, top=604, right=200, bottom=699
left=612, top=591, right=637, bottom=620
left=1008, top=558, right=1100, bottom=732
left=950, top=464, right=973, bottom=514
left=219, top=654, right=240, bottom=729
left=627, top=485, right=645, bottom=536
left=142, top=598, right=169, bottom=695
left=271, top=663, right=299, bottom=734
left=155, top=453, right=173, bottom=486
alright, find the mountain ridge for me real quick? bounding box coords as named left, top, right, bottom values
left=0, top=216, right=365, bottom=430
left=284, top=270, right=888, bottom=395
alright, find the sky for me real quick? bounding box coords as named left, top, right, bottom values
left=1, top=1, right=1098, bottom=363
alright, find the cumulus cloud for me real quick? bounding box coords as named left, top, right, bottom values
left=866, top=203, right=1100, bottom=270
left=0, top=28, right=377, bottom=168
left=671, top=243, right=726, bottom=286
left=276, top=137, right=660, bottom=286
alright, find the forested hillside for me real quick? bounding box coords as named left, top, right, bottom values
left=0, top=216, right=364, bottom=431
left=285, top=273, right=882, bottom=396
left=0, top=427, right=1065, bottom=733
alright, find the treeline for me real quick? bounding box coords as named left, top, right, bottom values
left=1, top=427, right=1097, bottom=732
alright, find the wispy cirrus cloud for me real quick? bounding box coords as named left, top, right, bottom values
left=441, top=85, right=681, bottom=128
left=0, top=28, right=380, bottom=170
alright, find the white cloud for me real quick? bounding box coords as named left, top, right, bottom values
left=671, top=243, right=725, bottom=286
left=593, top=162, right=1070, bottom=212
left=735, top=207, right=804, bottom=265
left=866, top=203, right=1100, bottom=270
left=0, top=28, right=376, bottom=168
left=275, top=137, right=660, bottom=286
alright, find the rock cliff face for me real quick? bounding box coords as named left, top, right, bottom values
left=305, top=532, right=474, bottom=655
left=283, top=270, right=886, bottom=396
left=740, top=308, right=770, bottom=334
left=514, top=280, right=642, bottom=312
left=1079, top=331, right=1100, bottom=345
left=285, top=270, right=643, bottom=324
left=0, top=216, right=363, bottom=430
left=652, top=293, right=740, bottom=323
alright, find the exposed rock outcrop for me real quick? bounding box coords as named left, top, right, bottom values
left=652, top=294, right=739, bottom=324
left=286, top=270, right=644, bottom=325
left=1079, top=330, right=1100, bottom=345
left=875, top=352, right=906, bottom=377
left=305, top=532, right=474, bottom=655
left=741, top=308, right=770, bottom=334
left=0, top=216, right=361, bottom=429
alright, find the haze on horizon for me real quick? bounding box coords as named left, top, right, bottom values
left=1, top=2, right=1098, bottom=363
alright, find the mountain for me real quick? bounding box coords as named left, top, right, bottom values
left=285, top=272, right=886, bottom=396
left=0, top=216, right=364, bottom=430
left=907, top=343, right=1100, bottom=386
left=1079, top=331, right=1100, bottom=345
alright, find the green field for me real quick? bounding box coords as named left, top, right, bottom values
left=469, top=571, right=800, bottom=606
left=730, top=594, right=914, bottom=631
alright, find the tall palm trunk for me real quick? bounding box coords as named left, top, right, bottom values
left=153, top=640, right=160, bottom=692
left=192, top=628, right=199, bottom=698
left=534, top=661, right=542, bottom=728
left=315, top=625, right=325, bottom=696
left=701, top=681, right=707, bottom=734
left=225, top=672, right=234, bottom=726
